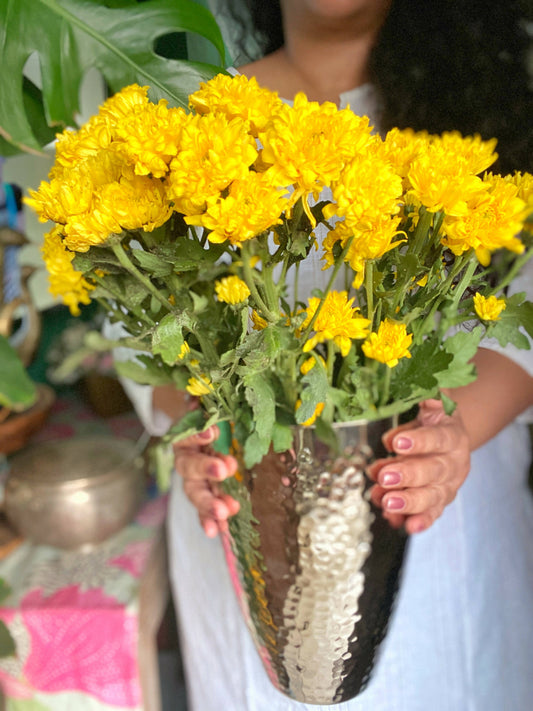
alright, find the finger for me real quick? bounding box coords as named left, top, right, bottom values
left=369, top=485, right=405, bottom=529
left=381, top=419, right=421, bottom=453
left=373, top=453, right=448, bottom=489
left=175, top=449, right=231, bottom=482
left=173, top=425, right=220, bottom=451
left=404, top=503, right=445, bottom=535
left=389, top=420, right=465, bottom=456
left=381, top=484, right=445, bottom=517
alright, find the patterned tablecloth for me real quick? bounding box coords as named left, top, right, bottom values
left=0, top=484, right=169, bottom=711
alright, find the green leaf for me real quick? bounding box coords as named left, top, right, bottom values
left=152, top=313, right=188, bottom=365
left=243, top=429, right=269, bottom=468
left=0, top=619, right=15, bottom=658
left=132, top=249, right=174, bottom=277
left=0, top=0, right=226, bottom=154
left=114, top=356, right=174, bottom=386
left=391, top=338, right=451, bottom=401
left=295, top=361, right=329, bottom=424
left=0, top=335, right=37, bottom=410
left=0, top=578, right=11, bottom=604
left=271, top=421, right=293, bottom=453
left=435, top=328, right=482, bottom=389
left=244, top=373, right=276, bottom=448
left=485, top=295, right=533, bottom=349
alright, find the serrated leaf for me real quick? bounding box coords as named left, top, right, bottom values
left=295, top=360, right=329, bottom=424
left=243, top=429, right=269, bottom=468
left=391, top=338, right=451, bottom=401
left=435, top=328, right=482, bottom=389
left=244, top=372, right=276, bottom=447
left=132, top=249, right=174, bottom=277
left=152, top=313, right=187, bottom=364
left=0, top=0, right=226, bottom=154
left=485, top=295, right=533, bottom=348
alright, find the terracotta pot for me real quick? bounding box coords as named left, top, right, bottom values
left=0, top=384, right=55, bottom=455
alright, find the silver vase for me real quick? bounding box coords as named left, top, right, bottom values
left=222, top=417, right=409, bottom=705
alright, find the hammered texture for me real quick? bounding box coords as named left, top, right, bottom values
left=223, top=419, right=408, bottom=705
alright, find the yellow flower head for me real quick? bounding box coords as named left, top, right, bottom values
left=215, top=275, right=251, bottom=304
left=186, top=171, right=288, bottom=245
left=166, top=112, right=258, bottom=216
left=251, top=310, right=268, bottom=331
left=189, top=73, right=283, bottom=136
left=407, top=134, right=495, bottom=216
left=186, top=375, right=213, bottom=397
left=473, top=293, right=506, bottom=321
left=99, top=175, right=172, bottom=233
left=362, top=319, right=412, bottom=368
left=324, top=148, right=403, bottom=230
left=301, top=290, right=371, bottom=356
left=41, top=227, right=94, bottom=316
left=98, top=84, right=151, bottom=125
left=112, top=100, right=187, bottom=178
left=382, top=127, right=430, bottom=182
left=441, top=174, right=527, bottom=265
left=322, top=216, right=404, bottom=288
left=295, top=399, right=325, bottom=427
left=178, top=342, right=190, bottom=360
left=300, top=354, right=326, bottom=375
left=260, top=93, right=374, bottom=219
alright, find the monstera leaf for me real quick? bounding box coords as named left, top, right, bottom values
left=0, top=0, right=226, bottom=155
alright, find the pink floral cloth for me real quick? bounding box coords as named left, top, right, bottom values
left=0, top=495, right=169, bottom=710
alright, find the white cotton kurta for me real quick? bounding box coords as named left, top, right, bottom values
left=123, top=85, right=533, bottom=711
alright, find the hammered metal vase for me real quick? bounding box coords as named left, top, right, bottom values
left=222, top=418, right=409, bottom=705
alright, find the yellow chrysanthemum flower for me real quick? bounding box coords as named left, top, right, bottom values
left=113, top=100, right=187, bottom=178
left=300, top=355, right=326, bottom=375
left=166, top=112, right=258, bottom=216
left=98, top=84, right=151, bottom=124
left=362, top=319, right=412, bottom=368
left=442, top=174, right=527, bottom=265
left=178, top=342, right=190, bottom=359
left=52, top=117, right=115, bottom=174
left=186, top=375, right=213, bottom=397
left=251, top=310, right=268, bottom=331
left=407, top=134, right=496, bottom=217
left=99, top=175, right=172, bottom=233
left=473, top=293, right=506, bottom=321
left=382, top=127, right=430, bottom=183
left=41, top=227, right=94, bottom=316
left=185, top=171, right=288, bottom=245
left=260, top=93, right=374, bottom=221
left=301, top=291, right=371, bottom=356
left=189, top=73, right=283, bottom=136
left=323, top=149, right=403, bottom=230
left=322, top=216, right=404, bottom=288
left=215, top=276, right=251, bottom=304
left=295, top=399, right=325, bottom=427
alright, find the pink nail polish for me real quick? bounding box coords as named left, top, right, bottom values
left=381, top=471, right=401, bottom=486
left=386, top=496, right=405, bottom=511
left=395, top=436, right=413, bottom=451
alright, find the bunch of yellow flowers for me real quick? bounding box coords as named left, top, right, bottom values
left=27, top=73, right=532, bottom=464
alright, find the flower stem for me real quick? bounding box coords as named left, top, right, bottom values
left=365, top=261, right=375, bottom=328
left=110, top=238, right=173, bottom=313
left=241, top=243, right=279, bottom=321
left=379, top=365, right=392, bottom=407
left=301, top=234, right=355, bottom=340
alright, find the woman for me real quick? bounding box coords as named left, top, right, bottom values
left=128, top=1, right=533, bottom=709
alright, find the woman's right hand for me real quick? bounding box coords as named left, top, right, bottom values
left=173, top=425, right=240, bottom=538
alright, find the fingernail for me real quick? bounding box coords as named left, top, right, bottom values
left=197, top=429, right=212, bottom=441
left=411, top=521, right=426, bottom=534
left=208, top=463, right=223, bottom=479
left=394, top=436, right=413, bottom=451
left=380, top=470, right=401, bottom=486
left=385, top=496, right=405, bottom=511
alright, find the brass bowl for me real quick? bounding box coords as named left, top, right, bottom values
left=4, top=436, right=146, bottom=549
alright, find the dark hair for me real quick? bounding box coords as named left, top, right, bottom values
left=232, top=0, right=532, bottom=174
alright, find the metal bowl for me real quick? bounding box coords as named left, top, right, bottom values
left=4, top=436, right=146, bottom=549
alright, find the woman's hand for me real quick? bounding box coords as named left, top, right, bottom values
left=173, top=426, right=239, bottom=538
left=367, top=399, right=471, bottom=535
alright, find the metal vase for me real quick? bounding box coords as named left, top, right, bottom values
left=222, top=417, right=409, bottom=705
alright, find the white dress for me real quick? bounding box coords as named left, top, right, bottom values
left=121, top=85, right=533, bottom=711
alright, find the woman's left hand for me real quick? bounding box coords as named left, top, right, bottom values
left=366, top=398, right=471, bottom=535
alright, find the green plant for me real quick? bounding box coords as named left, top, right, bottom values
left=0, top=334, right=37, bottom=413
left=0, top=0, right=225, bottom=156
